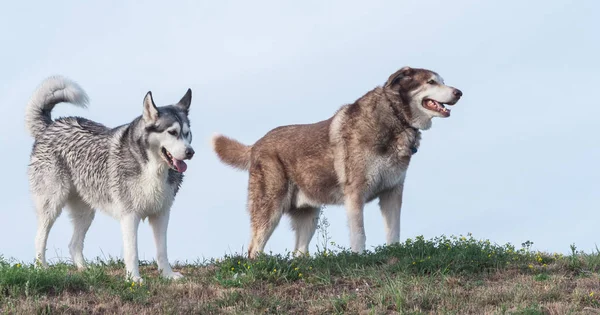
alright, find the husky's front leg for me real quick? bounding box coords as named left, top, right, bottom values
left=148, top=209, right=183, bottom=280
left=120, top=214, right=142, bottom=282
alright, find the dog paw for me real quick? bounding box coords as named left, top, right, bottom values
left=75, top=263, right=87, bottom=271
left=292, top=250, right=310, bottom=258
left=36, top=263, right=49, bottom=269
left=35, top=258, right=49, bottom=269
left=163, top=271, right=184, bottom=280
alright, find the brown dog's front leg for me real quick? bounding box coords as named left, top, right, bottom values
left=379, top=185, right=404, bottom=245
left=344, top=193, right=366, bottom=253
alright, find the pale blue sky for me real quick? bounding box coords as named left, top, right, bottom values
left=1, top=0, right=598, bottom=264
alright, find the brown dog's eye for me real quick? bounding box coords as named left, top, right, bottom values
left=168, top=130, right=178, bottom=136
left=427, top=79, right=436, bottom=84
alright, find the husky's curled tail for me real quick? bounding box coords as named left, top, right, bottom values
left=25, top=76, right=89, bottom=138
left=211, top=134, right=252, bottom=171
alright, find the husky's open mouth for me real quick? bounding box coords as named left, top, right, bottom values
left=161, top=147, right=188, bottom=173
left=422, top=99, right=451, bottom=117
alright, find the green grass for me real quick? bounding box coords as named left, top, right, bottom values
left=1, top=234, right=600, bottom=314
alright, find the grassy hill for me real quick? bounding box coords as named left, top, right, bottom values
left=1, top=234, right=599, bottom=314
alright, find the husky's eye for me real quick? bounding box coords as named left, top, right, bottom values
left=427, top=79, right=436, bottom=84
left=168, top=130, right=178, bottom=136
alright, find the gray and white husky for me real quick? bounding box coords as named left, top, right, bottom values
left=25, top=76, right=194, bottom=282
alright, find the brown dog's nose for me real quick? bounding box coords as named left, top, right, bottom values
left=453, top=89, right=463, bottom=97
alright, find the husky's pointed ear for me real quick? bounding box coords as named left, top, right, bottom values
left=175, top=88, right=192, bottom=114
left=143, top=91, right=159, bottom=123
left=385, top=66, right=414, bottom=88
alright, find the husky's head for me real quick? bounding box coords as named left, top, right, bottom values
left=385, top=66, right=462, bottom=130
left=142, top=89, right=194, bottom=173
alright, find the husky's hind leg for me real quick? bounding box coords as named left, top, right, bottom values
left=31, top=161, right=70, bottom=268
left=33, top=194, right=67, bottom=268
left=66, top=197, right=95, bottom=269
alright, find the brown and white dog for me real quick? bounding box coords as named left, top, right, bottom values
left=212, top=66, right=462, bottom=258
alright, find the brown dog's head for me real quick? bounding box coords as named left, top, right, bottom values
left=385, top=66, right=462, bottom=130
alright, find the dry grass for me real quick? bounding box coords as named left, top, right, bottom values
left=1, top=235, right=599, bottom=314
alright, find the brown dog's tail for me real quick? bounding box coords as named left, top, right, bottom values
left=212, top=134, right=252, bottom=171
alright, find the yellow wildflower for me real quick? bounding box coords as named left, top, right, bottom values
left=298, top=273, right=303, bottom=277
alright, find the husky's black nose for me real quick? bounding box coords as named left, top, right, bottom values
left=185, top=148, right=195, bottom=159
left=453, top=89, right=463, bottom=97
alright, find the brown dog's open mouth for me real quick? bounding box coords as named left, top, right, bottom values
left=161, top=147, right=188, bottom=173
left=422, top=99, right=451, bottom=117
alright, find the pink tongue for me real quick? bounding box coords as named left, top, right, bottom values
left=173, top=159, right=187, bottom=173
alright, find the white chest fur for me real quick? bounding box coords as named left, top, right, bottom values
left=130, top=162, right=175, bottom=216
left=365, top=154, right=407, bottom=197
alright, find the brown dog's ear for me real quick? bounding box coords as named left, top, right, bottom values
left=385, top=66, right=414, bottom=88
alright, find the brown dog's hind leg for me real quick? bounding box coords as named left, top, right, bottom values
left=289, top=207, right=320, bottom=256
left=246, top=159, right=290, bottom=259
